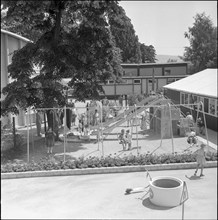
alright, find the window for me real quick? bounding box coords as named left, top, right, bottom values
left=184, top=93, right=189, bottom=104
left=192, top=95, right=198, bottom=110
left=181, top=93, right=185, bottom=104
left=120, top=79, right=127, bottom=84
left=198, top=97, right=204, bottom=111
left=108, top=80, right=114, bottom=84
left=209, top=99, right=216, bottom=115
left=165, top=70, right=171, bottom=75
left=204, top=98, right=209, bottom=113
left=189, top=94, right=194, bottom=104
left=216, top=101, right=218, bottom=116
left=148, top=79, right=156, bottom=83
left=133, top=79, right=141, bottom=84
left=167, top=78, right=175, bottom=84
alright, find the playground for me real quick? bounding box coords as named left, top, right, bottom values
left=3, top=95, right=217, bottom=164
left=2, top=96, right=217, bottom=220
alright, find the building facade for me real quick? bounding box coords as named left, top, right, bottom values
left=163, top=69, right=218, bottom=131
left=102, top=62, right=188, bottom=99
left=1, top=29, right=34, bottom=126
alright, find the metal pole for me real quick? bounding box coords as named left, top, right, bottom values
left=201, top=102, right=209, bottom=147
left=152, top=67, right=155, bottom=91
left=182, top=202, right=185, bottom=220
left=12, top=116, right=16, bottom=148
left=29, top=110, right=34, bottom=157
left=27, top=108, right=30, bottom=163
left=97, top=124, right=100, bottom=151
left=100, top=106, right=104, bottom=157
left=168, top=103, right=174, bottom=155
left=135, top=104, right=139, bottom=153
left=64, top=105, right=67, bottom=162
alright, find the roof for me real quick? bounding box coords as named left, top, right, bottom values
left=121, top=62, right=188, bottom=67
left=163, top=69, right=218, bottom=98
left=1, top=29, right=31, bottom=43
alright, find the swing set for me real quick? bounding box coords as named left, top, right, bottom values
left=25, top=97, right=210, bottom=162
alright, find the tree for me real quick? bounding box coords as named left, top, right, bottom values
left=182, top=13, right=217, bottom=73
left=1, top=0, right=123, bottom=117
left=108, top=4, right=142, bottom=63
left=140, top=43, right=157, bottom=63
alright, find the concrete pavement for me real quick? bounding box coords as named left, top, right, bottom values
left=1, top=167, right=217, bottom=219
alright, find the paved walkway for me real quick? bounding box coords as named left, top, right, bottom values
left=1, top=168, right=217, bottom=219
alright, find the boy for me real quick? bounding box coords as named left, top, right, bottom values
left=194, top=143, right=207, bottom=177
left=45, top=128, right=56, bottom=154
left=125, top=129, right=132, bottom=150
left=118, top=129, right=126, bottom=150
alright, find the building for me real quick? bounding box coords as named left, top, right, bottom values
left=102, top=62, right=188, bottom=99
left=163, top=69, right=218, bottom=131
left=1, top=29, right=33, bottom=126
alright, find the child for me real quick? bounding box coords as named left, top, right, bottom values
left=45, top=128, right=56, bottom=154
left=118, top=129, right=126, bottom=150
left=197, top=117, right=205, bottom=135
left=78, top=119, right=84, bottom=135
left=194, top=143, right=207, bottom=177
left=125, top=129, right=132, bottom=150
left=83, top=124, right=90, bottom=136
left=187, top=129, right=197, bottom=146
left=93, top=109, right=100, bottom=126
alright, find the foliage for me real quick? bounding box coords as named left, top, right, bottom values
left=127, top=94, right=144, bottom=106
left=108, top=4, right=142, bottom=63
left=1, top=123, right=25, bottom=164
left=1, top=123, right=24, bottom=152
left=182, top=13, right=217, bottom=73
left=1, top=151, right=217, bottom=173
left=140, top=44, right=157, bottom=63
left=1, top=0, right=123, bottom=116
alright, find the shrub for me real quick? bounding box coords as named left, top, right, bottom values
left=1, top=152, right=217, bottom=173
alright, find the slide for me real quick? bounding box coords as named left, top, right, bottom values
left=90, top=97, right=162, bottom=136
left=92, top=96, right=158, bottom=131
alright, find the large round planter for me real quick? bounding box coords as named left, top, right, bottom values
left=149, top=176, right=183, bottom=207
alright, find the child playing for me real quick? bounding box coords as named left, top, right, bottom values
left=118, top=129, right=126, bottom=150
left=45, top=128, right=56, bottom=154
left=197, top=117, right=205, bottom=135
left=187, top=129, right=197, bottom=146
left=194, top=143, right=207, bottom=177
left=78, top=119, right=84, bottom=135
left=125, top=129, right=132, bottom=150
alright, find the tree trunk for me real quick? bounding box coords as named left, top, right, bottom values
left=53, top=2, right=62, bottom=45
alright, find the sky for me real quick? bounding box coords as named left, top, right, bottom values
left=119, top=1, right=217, bottom=56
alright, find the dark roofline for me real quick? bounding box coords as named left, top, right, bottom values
left=121, top=62, right=188, bottom=68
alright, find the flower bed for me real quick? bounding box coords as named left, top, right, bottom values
left=1, top=152, right=217, bottom=173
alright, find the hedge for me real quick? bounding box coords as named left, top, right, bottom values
left=1, top=152, right=217, bottom=173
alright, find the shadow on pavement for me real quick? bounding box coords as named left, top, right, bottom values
left=142, top=198, right=174, bottom=210
left=185, top=175, right=202, bottom=180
